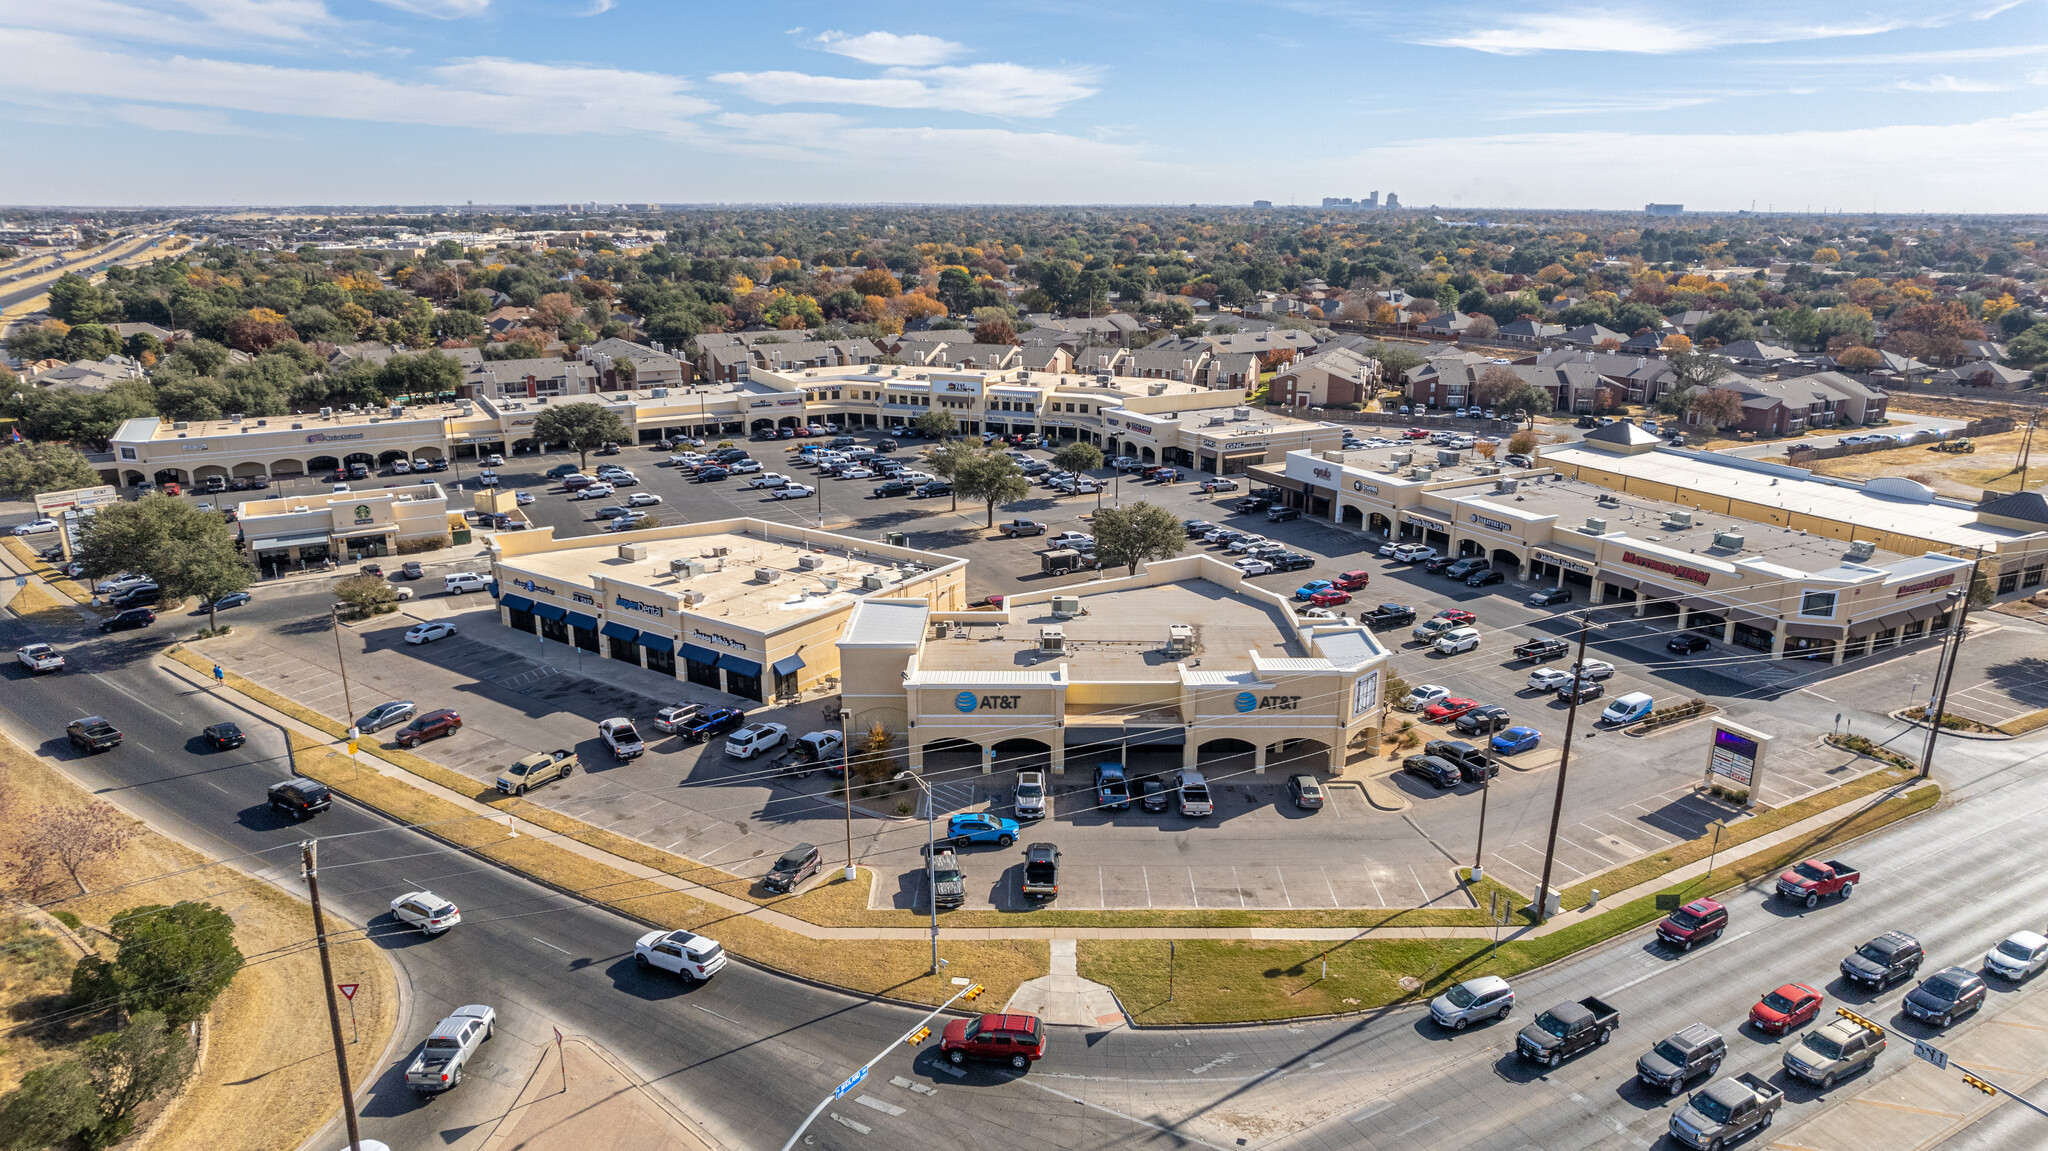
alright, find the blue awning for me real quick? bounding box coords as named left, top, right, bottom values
left=487, top=580, right=499, bottom=597
left=680, top=643, right=720, bottom=665
left=565, top=611, right=598, bottom=631
left=601, top=621, right=640, bottom=641
left=499, top=593, right=534, bottom=613
left=718, top=653, right=762, bottom=677
left=639, top=633, right=675, bottom=653
left=771, top=653, right=806, bottom=676
left=531, top=602, right=567, bottom=621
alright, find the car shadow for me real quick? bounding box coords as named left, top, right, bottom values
left=232, top=803, right=301, bottom=832
left=366, top=914, right=442, bottom=950
left=357, top=1054, right=432, bottom=1117
left=1491, top=1051, right=1552, bottom=1084
left=1614, top=1073, right=1690, bottom=1110
left=602, top=954, right=705, bottom=1001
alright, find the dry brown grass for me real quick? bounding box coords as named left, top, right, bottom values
left=1799, top=428, right=2037, bottom=498
left=0, top=539, right=104, bottom=611
left=6, top=580, right=82, bottom=628
left=287, top=737, right=1047, bottom=1006
left=0, top=734, right=396, bottom=1151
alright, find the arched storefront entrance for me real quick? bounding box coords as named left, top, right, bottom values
left=989, top=737, right=1053, bottom=773
left=1196, top=737, right=1256, bottom=775
left=1491, top=547, right=1521, bottom=575
left=1368, top=512, right=1393, bottom=537
left=1267, top=739, right=1332, bottom=774
left=921, top=737, right=983, bottom=775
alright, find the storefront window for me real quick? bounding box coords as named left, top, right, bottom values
left=686, top=657, right=720, bottom=689
left=774, top=668, right=799, bottom=699
left=1998, top=571, right=2020, bottom=594
left=2025, top=566, right=2044, bottom=589
left=508, top=609, right=536, bottom=634
left=726, top=671, right=762, bottom=702
left=644, top=647, right=676, bottom=676
left=608, top=635, right=640, bottom=664
left=1798, top=590, right=1837, bottom=617
left=573, top=625, right=599, bottom=653
left=539, top=616, right=569, bottom=644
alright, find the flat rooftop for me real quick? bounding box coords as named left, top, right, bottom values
left=1315, top=441, right=1528, bottom=488
left=918, top=581, right=1303, bottom=682
left=1472, top=473, right=1919, bottom=575
left=1544, top=446, right=2031, bottom=552
left=152, top=403, right=472, bottom=439
left=241, top=481, right=447, bottom=517
left=505, top=529, right=948, bottom=629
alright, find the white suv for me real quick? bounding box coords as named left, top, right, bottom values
left=1434, top=627, right=1482, bottom=655
left=1393, top=544, right=1438, bottom=563
left=725, top=722, right=789, bottom=758
left=633, top=929, right=728, bottom=983
left=443, top=572, right=488, bottom=594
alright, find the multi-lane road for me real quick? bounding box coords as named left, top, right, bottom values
left=6, top=573, right=2048, bottom=1150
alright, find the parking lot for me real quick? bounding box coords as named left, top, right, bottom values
left=137, top=426, right=1957, bottom=908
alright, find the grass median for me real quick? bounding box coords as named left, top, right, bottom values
left=286, top=735, right=1046, bottom=1006
left=1082, top=779, right=1939, bottom=1024
left=1, top=538, right=105, bottom=610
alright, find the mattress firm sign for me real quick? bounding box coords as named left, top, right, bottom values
left=1621, top=549, right=1712, bottom=586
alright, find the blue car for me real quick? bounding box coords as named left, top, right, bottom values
left=1492, top=726, right=1542, bottom=755
left=946, top=813, right=1019, bottom=848
left=1294, top=580, right=1335, bottom=601
left=200, top=591, right=252, bottom=611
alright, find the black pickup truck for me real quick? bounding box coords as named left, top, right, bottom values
left=1363, top=603, right=1417, bottom=628
left=1513, top=637, right=1572, bottom=663
left=1518, top=996, right=1621, bottom=1067
left=66, top=716, right=122, bottom=753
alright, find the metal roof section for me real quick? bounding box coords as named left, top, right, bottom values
left=840, top=599, right=930, bottom=647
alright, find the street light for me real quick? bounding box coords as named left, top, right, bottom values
left=893, top=769, right=941, bottom=974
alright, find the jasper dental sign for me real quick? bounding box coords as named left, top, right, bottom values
left=614, top=595, right=664, bottom=618
left=1621, top=550, right=1711, bottom=586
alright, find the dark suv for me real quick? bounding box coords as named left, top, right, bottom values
left=100, top=607, right=157, bottom=633
left=268, top=778, right=332, bottom=819
left=1655, top=898, right=1729, bottom=951
left=1637, top=1023, right=1726, bottom=1096
left=1403, top=754, right=1462, bottom=788
left=395, top=709, right=462, bottom=748
left=1840, top=930, right=1923, bottom=989
left=762, top=843, right=820, bottom=894
left=1668, top=632, right=1711, bottom=655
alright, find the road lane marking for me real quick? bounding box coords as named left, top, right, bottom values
left=888, top=1075, right=937, bottom=1096
left=531, top=936, right=570, bottom=954
left=692, top=1004, right=745, bottom=1026
left=1847, top=1098, right=1961, bottom=1118
left=1603, top=930, right=1753, bottom=996
left=854, top=1094, right=905, bottom=1116
left=1393, top=1113, right=1439, bottom=1136
left=1346, top=1099, right=1394, bottom=1124
left=1018, top=1081, right=1232, bottom=1151
left=828, top=1112, right=871, bottom=1135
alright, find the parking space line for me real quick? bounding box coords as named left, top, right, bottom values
left=1365, top=869, right=1383, bottom=906
left=1231, top=866, right=1245, bottom=908
left=1407, top=864, right=1429, bottom=904
left=1276, top=868, right=1292, bottom=908
left=1188, top=867, right=1198, bottom=908
left=1554, top=832, right=1618, bottom=865
left=1322, top=866, right=1339, bottom=907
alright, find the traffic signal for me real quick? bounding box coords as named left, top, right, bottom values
left=905, top=1026, right=931, bottom=1046
left=1959, top=1072, right=1997, bottom=1097
left=962, top=983, right=985, bottom=1001
left=1834, top=1007, right=1885, bottom=1036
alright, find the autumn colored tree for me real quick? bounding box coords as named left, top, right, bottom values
left=1473, top=365, right=1525, bottom=407
left=973, top=317, right=1017, bottom=345
left=1836, top=345, right=1883, bottom=370
left=1689, top=387, right=1745, bottom=429
left=225, top=309, right=297, bottom=353
left=851, top=268, right=902, bottom=298
left=1660, top=333, right=1692, bottom=353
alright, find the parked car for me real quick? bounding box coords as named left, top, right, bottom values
left=268, top=778, right=330, bottom=819
left=1286, top=774, right=1324, bottom=810
left=1841, top=930, right=1924, bottom=989
left=1001, top=519, right=1048, bottom=538
left=1750, top=983, right=1823, bottom=1035
left=1903, top=966, right=1987, bottom=1028
left=634, top=928, right=729, bottom=983
left=1422, top=696, right=1481, bottom=722
left=1638, top=1024, right=1727, bottom=1096
left=1568, top=659, right=1616, bottom=681
left=1430, top=975, right=1515, bottom=1031
left=1403, top=755, right=1462, bottom=788
left=357, top=700, right=417, bottom=733
left=679, top=707, right=747, bottom=742
left=1174, top=770, right=1213, bottom=816
left=390, top=891, right=462, bottom=934
left=772, top=483, right=816, bottom=500
left=1517, top=996, right=1622, bottom=1067
left=1466, top=569, right=1506, bottom=587
left=928, top=848, right=966, bottom=910
left=404, top=621, right=457, bottom=645
left=1434, top=627, right=1482, bottom=655
left=1513, top=638, right=1571, bottom=664
left=1021, top=843, right=1061, bottom=901
left=940, top=1013, right=1046, bottom=1071
left=1492, top=726, right=1541, bottom=755
left=947, top=813, right=1019, bottom=847
left=199, top=591, right=252, bottom=612
left=1600, top=692, right=1655, bottom=725
left=1094, top=762, right=1131, bottom=810
left=1668, top=632, right=1711, bottom=654
left=1364, top=603, right=1416, bottom=628
left=444, top=572, right=489, bottom=594
left=762, top=842, right=820, bottom=893
left=1783, top=1017, right=1885, bottom=1089
left=600, top=717, right=646, bottom=759
left=496, top=749, right=576, bottom=795
left=1332, top=569, right=1372, bottom=591
left=202, top=721, right=246, bottom=750
left=1454, top=705, right=1512, bottom=735
left=1138, top=775, right=1169, bottom=813
left=395, top=709, right=461, bottom=749
left=1012, top=770, right=1047, bottom=821
left=1657, top=897, right=1729, bottom=951
left=1309, top=588, right=1352, bottom=608
left=1269, top=552, right=1315, bottom=572
left=725, top=722, right=789, bottom=759
left=793, top=730, right=844, bottom=765
left=1402, top=683, right=1452, bottom=711
left=405, top=1004, right=496, bottom=1093
left=1528, top=585, right=1573, bottom=606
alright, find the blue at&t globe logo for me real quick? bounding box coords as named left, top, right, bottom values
left=955, top=691, right=979, bottom=713
left=1234, top=691, right=1258, bottom=713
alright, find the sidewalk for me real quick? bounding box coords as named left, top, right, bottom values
left=478, top=1037, right=717, bottom=1151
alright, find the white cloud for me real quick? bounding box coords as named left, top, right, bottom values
left=368, top=0, right=491, bottom=17
left=1422, top=8, right=1923, bottom=55
left=0, top=0, right=340, bottom=46
left=110, top=103, right=256, bottom=135
left=1769, top=42, right=2048, bottom=65
left=580, top=0, right=616, bottom=12
left=1894, top=73, right=2015, bottom=91
left=814, top=30, right=964, bottom=67
left=713, top=62, right=1096, bottom=118
left=0, top=30, right=715, bottom=136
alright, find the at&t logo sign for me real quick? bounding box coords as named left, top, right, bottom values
left=1234, top=692, right=1258, bottom=713
left=955, top=691, right=978, bottom=713
left=954, top=692, right=1023, bottom=713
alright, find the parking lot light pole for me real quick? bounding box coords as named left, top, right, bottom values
left=894, top=770, right=941, bottom=974
left=1534, top=610, right=1594, bottom=922
left=1918, top=577, right=1976, bottom=780
left=1471, top=767, right=1491, bottom=885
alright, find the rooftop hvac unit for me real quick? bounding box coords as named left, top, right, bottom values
left=1713, top=531, right=1746, bottom=550
left=1411, top=467, right=1434, bottom=481
left=1846, top=539, right=1877, bottom=561
left=1391, top=450, right=1413, bottom=465
left=1596, top=493, right=1622, bottom=507
left=319, top=407, right=332, bottom=417
left=1232, top=406, right=1251, bottom=420
left=684, top=559, right=709, bottom=577
left=1583, top=517, right=1608, bottom=534
left=618, top=543, right=648, bottom=561
left=1050, top=595, right=1082, bottom=618
left=754, top=567, right=783, bottom=583
left=1665, top=510, right=1694, bottom=528
left=1167, top=623, right=1194, bottom=654
left=650, top=388, right=669, bottom=398
left=1208, top=415, right=1228, bottom=426
left=1437, top=449, right=1462, bottom=467
left=680, top=589, right=706, bottom=607
left=820, top=576, right=839, bottom=592
left=389, top=405, right=403, bottom=418
left=798, top=554, right=827, bottom=570
left=1472, top=464, right=1499, bottom=476
left=711, top=546, right=730, bottom=557
left=860, top=572, right=888, bottom=591
left=1496, top=478, right=1520, bottom=494
left=1038, top=625, right=1066, bottom=652
left=934, top=620, right=951, bottom=639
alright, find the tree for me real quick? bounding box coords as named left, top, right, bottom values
left=79, top=1012, right=195, bottom=1149
left=1366, top=342, right=1425, bottom=392
left=1051, top=441, right=1103, bottom=477
left=333, top=574, right=397, bottom=619
left=953, top=450, right=1030, bottom=527
left=1473, top=365, right=1526, bottom=407
left=972, top=317, right=1017, bottom=345
left=0, top=1060, right=99, bottom=1151
left=922, top=438, right=981, bottom=513
left=1465, top=314, right=1498, bottom=339
left=850, top=268, right=901, bottom=299
left=4, top=320, right=69, bottom=362
left=1689, top=387, right=1746, bottom=429
left=1694, top=309, right=1754, bottom=346
left=374, top=351, right=463, bottom=401
left=1836, top=345, right=1882, bottom=370
left=532, top=401, right=631, bottom=470
left=1091, top=501, right=1184, bottom=577
left=8, top=804, right=136, bottom=900
left=913, top=409, right=958, bottom=439
left=847, top=721, right=896, bottom=785
left=1668, top=346, right=1732, bottom=393
left=1660, top=333, right=1693, bottom=353
left=0, top=442, right=102, bottom=500
left=76, top=495, right=251, bottom=625
left=68, top=903, right=243, bottom=1026
left=1507, top=429, right=1538, bottom=455
left=47, top=274, right=121, bottom=325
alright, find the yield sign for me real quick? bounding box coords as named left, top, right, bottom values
left=337, top=983, right=360, bottom=1001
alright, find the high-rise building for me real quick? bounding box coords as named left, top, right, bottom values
left=1384, top=193, right=1401, bottom=209
left=1252, top=200, right=1273, bottom=209
left=1645, top=203, right=1684, bottom=216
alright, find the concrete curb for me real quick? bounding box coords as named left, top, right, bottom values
left=1885, top=708, right=2012, bottom=741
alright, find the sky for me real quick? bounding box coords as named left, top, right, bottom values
left=1, top=0, right=2046, bottom=211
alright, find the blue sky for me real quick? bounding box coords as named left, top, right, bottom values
left=1, top=0, right=2045, bottom=210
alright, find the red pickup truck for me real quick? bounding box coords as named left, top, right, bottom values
left=1775, top=858, right=1859, bottom=908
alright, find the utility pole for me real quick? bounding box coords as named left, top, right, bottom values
left=302, top=841, right=363, bottom=1151
left=1471, top=766, right=1492, bottom=884
left=1918, top=565, right=1980, bottom=780
left=330, top=604, right=360, bottom=776
left=1534, top=611, right=1593, bottom=922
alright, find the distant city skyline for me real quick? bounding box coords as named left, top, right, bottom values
left=1, top=1, right=2044, bottom=210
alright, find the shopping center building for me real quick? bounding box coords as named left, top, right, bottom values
left=1262, top=422, right=2048, bottom=663
left=483, top=518, right=965, bottom=703
left=236, top=481, right=458, bottom=575
left=836, top=556, right=1389, bottom=778
left=105, top=362, right=1343, bottom=489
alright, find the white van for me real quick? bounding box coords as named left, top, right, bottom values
left=444, top=572, right=489, bottom=594
left=1601, top=692, right=1655, bottom=726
